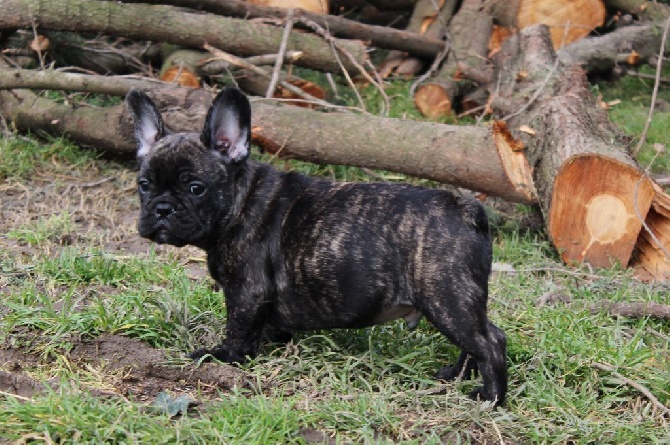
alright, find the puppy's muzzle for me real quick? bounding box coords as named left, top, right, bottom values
left=154, top=202, right=175, bottom=219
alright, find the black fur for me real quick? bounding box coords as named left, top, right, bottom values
left=125, top=88, right=508, bottom=405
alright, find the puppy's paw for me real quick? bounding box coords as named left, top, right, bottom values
left=435, top=360, right=478, bottom=381
left=262, top=326, right=293, bottom=344
left=189, top=347, right=245, bottom=365
left=468, top=386, right=503, bottom=407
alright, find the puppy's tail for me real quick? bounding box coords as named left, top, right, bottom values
left=460, top=198, right=490, bottom=235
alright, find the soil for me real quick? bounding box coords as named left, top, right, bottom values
left=0, top=333, right=251, bottom=402
left=0, top=156, right=248, bottom=403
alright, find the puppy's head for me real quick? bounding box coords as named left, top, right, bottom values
left=125, top=88, right=251, bottom=247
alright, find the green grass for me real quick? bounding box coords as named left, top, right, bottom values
left=1, top=76, right=670, bottom=444
left=0, top=135, right=99, bottom=180
left=596, top=66, right=670, bottom=173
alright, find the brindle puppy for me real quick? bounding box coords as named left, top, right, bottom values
left=125, top=88, right=508, bottom=405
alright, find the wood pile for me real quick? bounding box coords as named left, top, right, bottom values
left=0, top=0, right=668, bottom=279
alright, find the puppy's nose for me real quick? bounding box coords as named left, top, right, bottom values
left=155, top=202, right=175, bottom=218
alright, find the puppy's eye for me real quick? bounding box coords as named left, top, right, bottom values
left=189, top=182, right=206, bottom=196
left=138, top=179, right=150, bottom=193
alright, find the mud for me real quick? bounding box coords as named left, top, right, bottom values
left=0, top=334, right=250, bottom=402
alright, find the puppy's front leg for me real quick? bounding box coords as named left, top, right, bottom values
left=190, top=288, right=269, bottom=365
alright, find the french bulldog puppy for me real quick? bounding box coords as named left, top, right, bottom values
left=125, top=88, right=507, bottom=405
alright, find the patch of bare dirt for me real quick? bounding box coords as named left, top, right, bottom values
left=0, top=334, right=251, bottom=402
left=0, top=159, right=227, bottom=406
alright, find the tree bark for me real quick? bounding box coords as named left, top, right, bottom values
left=558, top=22, right=670, bottom=73
left=0, top=68, right=171, bottom=95
left=0, top=0, right=368, bottom=74
left=117, top=0, right=445, bottom=59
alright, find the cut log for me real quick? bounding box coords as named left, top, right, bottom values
left=548, top=155, right=655, bottom=267
left=632, top=185, right=670, bottom=279
left=159, top=46, right=205, bottom=87
left=45, top=31, right=151, bottom=75
left=0, top=0, right=368, bottom=74
left=117, top=0, right=445, bottom=59
left=493, top=25, right=656, bottom=269
left=247, top=0, right=328, bottom=14
left=414, top=0, right=493, bottom=118
left=517, top=0, right=606, bottom=49
left=558, top=22, right=670, bottom=74
left=379, top=0, right=458, bottom=78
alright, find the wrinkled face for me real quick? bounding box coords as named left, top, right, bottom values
left=136, top=133, right=231, bottom=247
left=125, top=87, right=252, bottom=248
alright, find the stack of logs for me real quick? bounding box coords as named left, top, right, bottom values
left=0, top=0, right=668, bottom=279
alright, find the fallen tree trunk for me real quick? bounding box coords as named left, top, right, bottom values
left=117, top=0, right=446, bottom=59
left=558, top=22, right=670, bottom=73
left=0, top=68, right=170, bottom=95
left=0, top=0, right=368, bottom=74
left=494, top=25, right=657, bottom=269
left=0, top=72, right=536, bottom=204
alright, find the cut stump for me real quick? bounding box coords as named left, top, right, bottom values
left=633, top=186, right=670, bottom=279
left=549, top=155, right=655, bottom=267
left=517, top=0, right=606, bottom=48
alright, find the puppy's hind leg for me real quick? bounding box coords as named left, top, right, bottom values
left=466, top=320, right=507, bottom=405
left=422, top=295, right=507, bottom=406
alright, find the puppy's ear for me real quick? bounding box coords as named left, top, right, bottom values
left=201, top=88, right=251, bottom=164
left=125, top=89, right=167, bottom=161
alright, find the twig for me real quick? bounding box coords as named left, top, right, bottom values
left=409, top=41, right=451, bottom=97
left=266, top=10, right=294, bottom=98
left=589, top=301, right=670, bottom=319
left=203, top=43, right=339, bottom=111
left=304, top=19, right=365, bottom=112
left=297, top=17, right=388, bottom=115
left=633, top=16, right=670, bottom=157
left=326, top=33, right=367, bottom=112
left=0, top=389, right=33, bottom=401
left=592, top=362, right=670, bottom=417
left=30, top=18, right=46, bottom=70
left=628, top=71, right=670, bottom=84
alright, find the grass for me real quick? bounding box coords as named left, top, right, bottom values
left=1, top=77, right=670, bottom=444
left=595, top=65, right=670, bottom=173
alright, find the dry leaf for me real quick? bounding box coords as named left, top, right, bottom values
left=627, top=50, right=640, bottom=65
left=519, top=125, right=536, bottom=136
left=30, top=35, right=49, bottom=52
